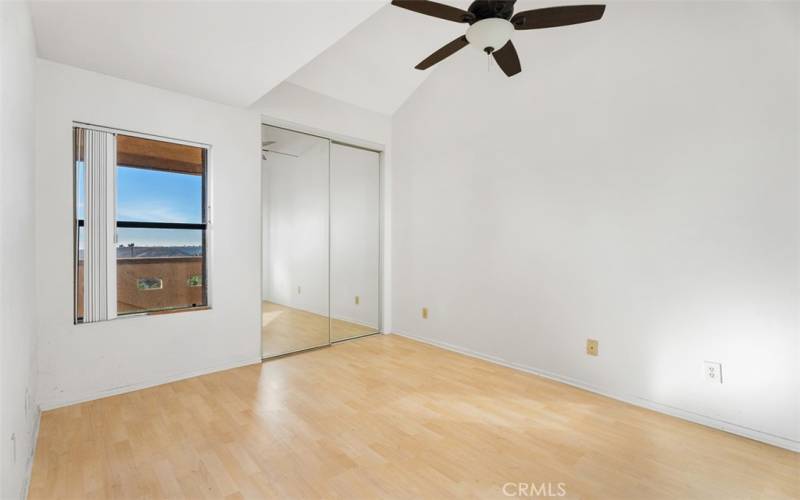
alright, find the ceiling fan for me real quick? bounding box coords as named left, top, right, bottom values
left=391, top=0, right=605, bottom=77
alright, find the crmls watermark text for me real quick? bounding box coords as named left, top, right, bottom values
left=502, top=482, right=567, bottom=497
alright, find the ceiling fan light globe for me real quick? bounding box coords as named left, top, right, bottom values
left=465, top=18, right=513, bottom=53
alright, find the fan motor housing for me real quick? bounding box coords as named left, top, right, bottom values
left=468, top=0, right=516, bottom=22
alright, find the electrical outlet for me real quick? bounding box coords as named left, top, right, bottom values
left=355, top=295, right=360, bottom=305
left=704, top=361, right=723, bottom=384
left=586, top=339, right=599, bottom=356
left=422, top=307, right=428, bottom=319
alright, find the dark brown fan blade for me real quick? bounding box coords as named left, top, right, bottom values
left=392, top=0, right=475, bottom=24
left=492, top=41, right=521, bottom=77
left=511, top=5, right=605, bottom=30
left=415, top=35, right=469, bottom=70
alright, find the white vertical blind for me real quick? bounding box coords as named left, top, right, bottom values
left=80, top=128, right=117, bottom=322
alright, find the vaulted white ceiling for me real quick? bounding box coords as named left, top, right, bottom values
left=280, top=0, right=623, bottom=115
left=30, top=0, right=384, bottom=107
left=286, top=3, right=469, bottom=115
left=31, top=0, right=565, bottom=116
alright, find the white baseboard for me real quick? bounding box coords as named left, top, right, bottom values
left=393, top=330, right=799, bottom=453
left=38, top=356, right=262, bottom=411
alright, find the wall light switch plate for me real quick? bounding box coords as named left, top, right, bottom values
left=297, top=286, right=301, bottom=294
left=586, top=339, right=599, bottom=356
left=422, top=307, right=428, bottom=319
left=704, top=361, right=723, bottom=384
left=355, top=296, right=360, bottom=305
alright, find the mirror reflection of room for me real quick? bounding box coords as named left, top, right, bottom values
left=330, top=143, right=380, bottom=341
left=261, top=126, right=330, bottom=358
left=261, top=126, right=380, bottom=358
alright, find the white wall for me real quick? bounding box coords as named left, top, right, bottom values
left=252, top=81, right=393, bottom=332
left=794, top=3, right=800, bottom=447
left=262, top=140, right=330, bottom=317
left=391, top=1, right=799, bottom=450
left=251, top=82, right=390, bottom=147
left=35, top=60, right=262, bottom=409
left=794, top=2, right=800, bottom=450
left=0, top=2, right=39, bottom=498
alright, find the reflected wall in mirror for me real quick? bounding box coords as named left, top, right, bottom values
left=330, top=144, right=380, bottom=341
left=261, top=126, right=330, bottom=358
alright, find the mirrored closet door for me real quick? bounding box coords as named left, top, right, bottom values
left=261, top=126, right=331, bottom=358
left=261, top=126, right=381, bottom=358
left=330, top=143, right=380, bottom=341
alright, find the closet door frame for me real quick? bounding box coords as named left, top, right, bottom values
left=259, top=120, right=384, bottom=360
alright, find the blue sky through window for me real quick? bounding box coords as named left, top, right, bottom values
left=116, top=166, right=202, bottom=246
left=76, top=163, right=204, bottom=247
left=76, top=161, right=85, bottom=220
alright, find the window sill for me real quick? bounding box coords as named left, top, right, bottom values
left=76, top=305, right=211, bottom=324
left=142, top=305, right=211, bottom=316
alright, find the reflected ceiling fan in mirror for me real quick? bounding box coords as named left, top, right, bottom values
left=391, top=0, right=605, bottom=77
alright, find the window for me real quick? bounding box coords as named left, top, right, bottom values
left=137, top=278, right=164, bottom=291
left=74, top=126, right=209, bottom=323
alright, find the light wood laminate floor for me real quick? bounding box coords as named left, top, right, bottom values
left=29, top=335, right=798, bottom=499
left=262, top=301, right=377, bottom=358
